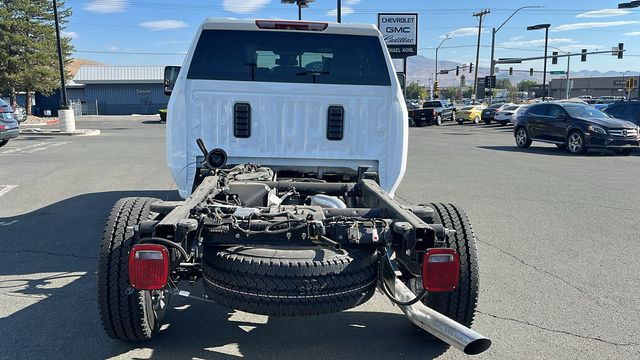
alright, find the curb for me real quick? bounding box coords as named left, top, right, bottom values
left=19, top=128, right=101, bottom=136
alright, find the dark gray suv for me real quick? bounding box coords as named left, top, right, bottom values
left=514, top=102, right=639, bottom=155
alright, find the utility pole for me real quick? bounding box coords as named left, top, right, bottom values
left=472, top=9, right=490, bottom=103
left=337, top=0, right=341, bottom=23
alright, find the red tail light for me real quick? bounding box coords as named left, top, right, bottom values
left=129, top=244, right=169, bottom=290
left=432, top=110, right=437, bottom=116
left=0, top=125, right=5, bottom=130
left=255, top=20, right=328, bottom=31
left=422, top=248, right=460, bottom=292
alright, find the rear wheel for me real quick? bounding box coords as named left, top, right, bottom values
left=436, top=115, right=442, bottom=126
left=483, top=118, right=491, bottom=125
left=515, top=127, right=532, bottom=148
left=0, top=140, right=8, bottom=148
left=567, top=131, right=586, bottom=154
left=97, top=197, right=169, bottom=342
left=407, top=203, right=479, bottom=335
left=202, top=246, right=378, bottom=316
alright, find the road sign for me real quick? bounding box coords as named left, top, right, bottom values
left=377, top=13, right=418, bottom=58
left=550, top=71, right=566, bottom=75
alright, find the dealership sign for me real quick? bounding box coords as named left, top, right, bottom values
left=377, top=13, right=418, bottom=58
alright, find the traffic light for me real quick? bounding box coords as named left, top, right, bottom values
left=529, top=68, right=534, bottom=76
left=618, top=43, right=624, bottom=59
left=581, top=49, right=587, bottom=62
left=484, top=76, right=490, bottom=88
left=433, top=81, right=439, bottom=98
left=552, top=51, right=558, bottom=65
left=627, top=78, right=635, bottom=88
left=469, top=63, right=473, bottom=73
left=456, top=66, right=460, bottom=76
left=509, top=67, right=513, bottom=75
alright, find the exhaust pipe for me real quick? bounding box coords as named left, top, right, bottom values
left=393, top=278, right=491, bottom=355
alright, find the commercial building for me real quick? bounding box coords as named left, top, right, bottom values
left=66, top=66, right=168, bottom=115
left=530, top=76, right=639, bottom=100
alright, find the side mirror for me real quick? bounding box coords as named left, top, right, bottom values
left=164, top=66, right=181, bottom=96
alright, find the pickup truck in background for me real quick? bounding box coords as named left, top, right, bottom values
left=410, top=100, right=457, bottom=127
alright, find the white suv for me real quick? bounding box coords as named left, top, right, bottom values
left=164, top=18, right=407, bottom=198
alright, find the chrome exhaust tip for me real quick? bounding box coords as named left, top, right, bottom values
left=392, top=278, right=491, bottom=355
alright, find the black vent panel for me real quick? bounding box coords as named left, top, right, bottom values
left=234, top=103, right=251, bottom=138
left=327, top=106, right=344, bottom=141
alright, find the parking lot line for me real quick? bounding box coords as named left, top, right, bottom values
left=0, top=185, right=17, bottom=198
left=0, top=142, right=70, bottom=155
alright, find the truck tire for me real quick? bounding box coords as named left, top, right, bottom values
left=408, top=203, right=479, bottom=335
left=97, top=197, right=169, bottom=341
left=202, top=246, right=378, bottom=316
left=435, top=115, right=442, bottom=126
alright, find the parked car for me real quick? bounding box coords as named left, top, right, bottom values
left=456, top=105, right=486, bottom=124
left=604, top=101, right=640, bottom=125
left=481, top=103, right=503, bottom=124
left=596, top=96, right=624, bottom=104
left=578, top=95, right=595, bottom=104
left=0, top=98, right=12, bottom=113
left=13, top=107, right=26, bottom=123
left=413, top=99, right=456, bottom=126
left=0, top=111, right=19, bottom=147
left=493, top=104, right=522, bottom=126
left=513, top=102, right=640, bottom=155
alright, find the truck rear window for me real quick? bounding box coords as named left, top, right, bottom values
left=187, top=30, right=391, bottom=86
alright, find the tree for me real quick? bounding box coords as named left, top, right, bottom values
left=405, top=81, right=427, bottom=100
left=495, top=78, right=514, bottom=90
left=0, top=0, right=73, bottom=114
left=517, top=79, right=538, bottom=92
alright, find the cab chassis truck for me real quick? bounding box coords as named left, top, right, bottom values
left=96, top=18, right=491, bottom=356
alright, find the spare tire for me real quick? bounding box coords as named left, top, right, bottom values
left=202, top=246, right=378, bottom=316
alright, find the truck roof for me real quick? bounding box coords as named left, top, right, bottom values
left=200, top=18, right=380, bottom=36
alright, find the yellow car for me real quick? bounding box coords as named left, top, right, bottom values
left=456, top=105, right=486, bottom=124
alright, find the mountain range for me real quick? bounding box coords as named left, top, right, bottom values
left=403, top=55, right=638, bottom=88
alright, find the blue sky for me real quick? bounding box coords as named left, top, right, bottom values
left=64, top=0, right=640, bottom=74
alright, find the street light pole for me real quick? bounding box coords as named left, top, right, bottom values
left=53, top=0, right=67, bottom=108
left=435, top=35, right=451, bottom=85
left=472, top=9, right=490, bottom=102
left=337, top=0, right=341, bottom=23
left=527, top=24, right=551, bottom=100
left=548, top=46, right=571, bottom=99
left=489, top=6, right=544, bottom=104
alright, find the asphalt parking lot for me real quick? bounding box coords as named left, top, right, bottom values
left=1, top=116, right=639, bottom=359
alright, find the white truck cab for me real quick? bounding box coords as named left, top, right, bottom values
left=165, top=18, right=408, bottom=198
